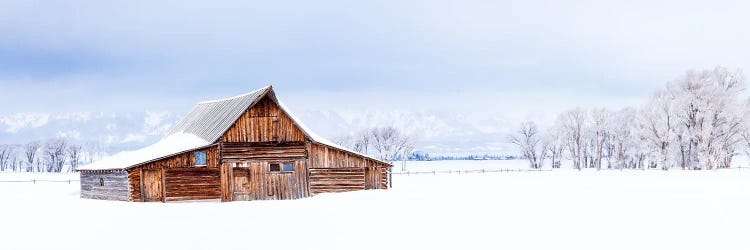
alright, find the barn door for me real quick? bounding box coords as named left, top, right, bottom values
left=365, top=167, right=380, bottom=189
left=142, top=169, right=164, bottom=202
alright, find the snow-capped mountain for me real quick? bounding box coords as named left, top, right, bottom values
left=0, top=109, right=518, bottom=155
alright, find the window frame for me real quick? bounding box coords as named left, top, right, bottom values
left=194, top=151, right=208, bottom=167
left=282, top=162, right=294, bottom=172
left=269, top=162, right=294, bottom=173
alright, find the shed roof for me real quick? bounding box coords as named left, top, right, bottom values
left=78, top=85, right=390, bottom=171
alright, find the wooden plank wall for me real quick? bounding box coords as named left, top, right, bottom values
left=309, top=168, right=365, bottom=194
left=308, top=142, right=391, bottom=169
left=230, top=160, right=309, bottom=201
left=141, top=169, right=163, bottom=202
left=222, top=142, right=307, bottom=161
left=308, top=142, right=391, bottom=192
left=127, top=146, right=219, bottom=202
left=222, top=96, right=306, bottom=143
left=80, top=171, right=131, bottom=201
left=164, top=168, right=221, bottom=202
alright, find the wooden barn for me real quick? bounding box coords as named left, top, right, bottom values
left=77, top=86, right=392, bottom=202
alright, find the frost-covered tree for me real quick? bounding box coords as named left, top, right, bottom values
left=68, top=144, right=82, bottom=172
left=23, top=141, right=41, bottom=172
left=546, top=125, right=565, bottom=169
left=370, top=127, right=414, bottom=162
left=589, top=108, right=610, bottom=170
left=639, top=89, right=676, bottom=169
left=509, top=121, right=547, bottom=169
left=44, top=138, right=68, bottom=172
left=0, top=145, right=13, bottom=172
left=667, top=67, right=745, bottom=169
left=556, top=108, right=586, bottom=170
left=545, top=67, right=747, bottom=170
left=332, top=130, right=371, bottom=155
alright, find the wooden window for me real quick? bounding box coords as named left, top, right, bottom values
left=195, top=151, right=207, bottom=166
left=282, top=163, right=294, bottom=172
left=269, top=163, right=281, bottom=172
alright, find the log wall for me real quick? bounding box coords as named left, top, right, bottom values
left=308, top=142, right=391, bottom=192
left=164, top=168, right=221, bottom=202
left=222, top=96, right=306, bottom=143
left=309, top=168, right=365, bottom=194
left=80, top=171, right=131, bottom=201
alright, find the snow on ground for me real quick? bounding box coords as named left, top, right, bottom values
left=2, top=163, right=750, bottom=250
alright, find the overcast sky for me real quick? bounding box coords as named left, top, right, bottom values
left=2, top=0, right=750, bottom=150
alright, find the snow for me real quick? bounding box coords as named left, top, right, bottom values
left=3, top=161, right=750, bottom=250
left=77, top=133, right=210, bottom=170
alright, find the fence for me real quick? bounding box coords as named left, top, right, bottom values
left=392, top=168, right=551, bottom=175
left=0, top=179, right=79, bottom=184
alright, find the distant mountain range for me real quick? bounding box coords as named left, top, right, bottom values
left=0, top=109, right=517, bottom=156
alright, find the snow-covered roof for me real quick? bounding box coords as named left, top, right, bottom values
left=78, top=133, right=212, bottom=171
left=79, top=85, right=390, bottom=171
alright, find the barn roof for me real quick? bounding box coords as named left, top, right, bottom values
left=79, top=85, right=389, bottom=171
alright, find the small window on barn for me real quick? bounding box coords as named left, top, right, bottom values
left=99, top=178, right=104, bottom=186
left=282, top=163, right=294, bottom=172
left=269, top=163, right=281, bottom=172
left=195, top=151, right=207, bottom=166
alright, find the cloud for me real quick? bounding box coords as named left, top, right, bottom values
left=56, top=130, right=82, bottom=140
left=121, top=133, right=147, bottom=143
left=0, top=113, right=50, bottom=133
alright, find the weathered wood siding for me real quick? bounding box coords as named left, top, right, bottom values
left=230, top=160, right=309, bottom=201
left=141, top=169, right=163, bottom=202
left=309, top=168, right=365, bottom=194
left=365, top=167, right=388, bottom=189
left=308, top=142, right=391, bottom=193
left=127, top=146, right=219, bottom=202
left=308, top=142, right=391, bottom=169
left=164, top=168, right=221, bottom=201
left=221, top=142, right=307, bottom=161
left=80, top=171, right=130, bottom=201
left=222, top=96, right=306, bottom=143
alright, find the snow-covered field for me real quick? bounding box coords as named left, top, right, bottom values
left=2, top=162, right=750, bottom=250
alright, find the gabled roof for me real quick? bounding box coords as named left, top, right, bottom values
left=78, top=85, right=389, bottom=171
left=165, top=85, right=271, bottom=143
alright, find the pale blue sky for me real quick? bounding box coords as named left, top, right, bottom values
left=1, top=0, right=749, bottom=153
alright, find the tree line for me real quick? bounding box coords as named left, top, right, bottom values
left=0, top=138, right=105, bottom=173
left=511, top=67, right=750, bottom=170
left=333, top=126, right=416, bottom=171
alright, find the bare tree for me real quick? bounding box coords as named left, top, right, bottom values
left=509, top=121, right=546, bottom=169
left=370, top=127, right=413, bottom=162
left=23, top=141, right=41, bottom=172
left=333, top=131, right=372, bottom=155
left=68, top=144, right=82, bottom=172
left=590, top=108, right=610, bottom=170
left=556, top=108, right=586, bottom=170
left=547, top=126, right=565, bottom=168
left=83, top=140, right=105, bottom=164
left=44, top=138, right=68, bottom=172
left=0, top=145, right=13, bottom=172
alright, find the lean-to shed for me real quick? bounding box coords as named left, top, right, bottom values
left=77, top=86, right=392, bottom=202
